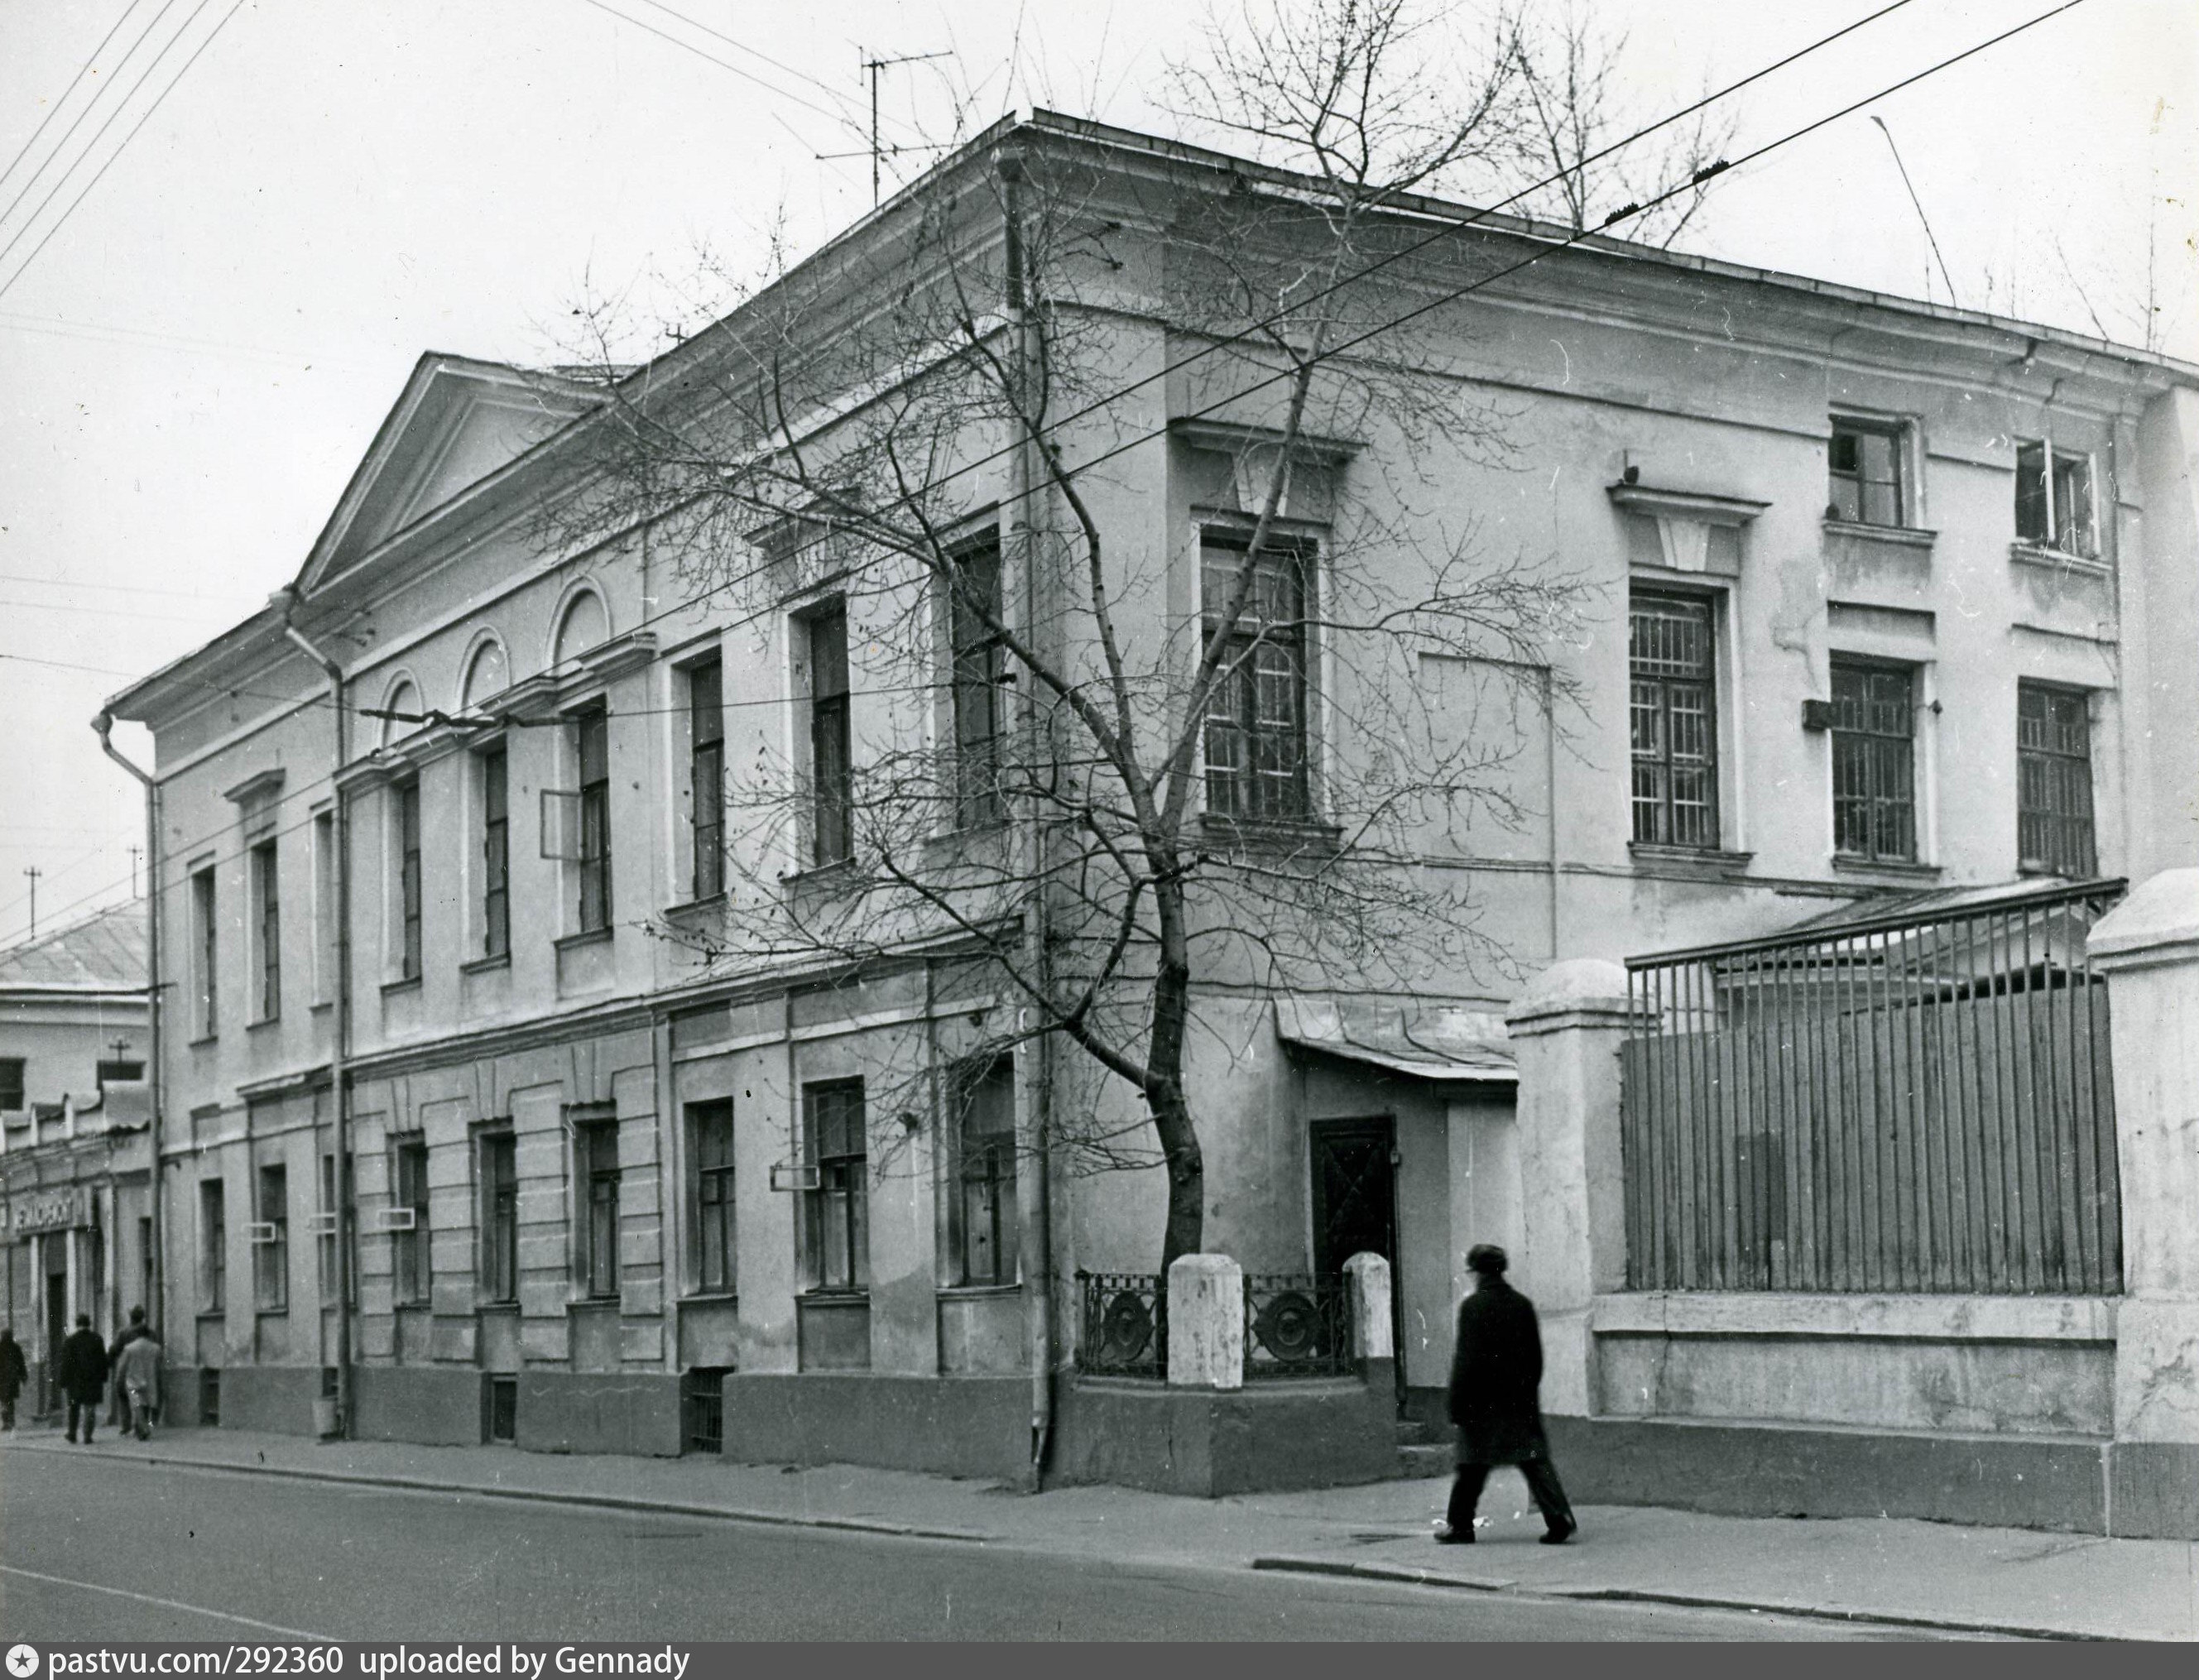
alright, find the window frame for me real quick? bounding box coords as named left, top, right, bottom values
left=249, top=838, right=281, bottom=1022
left=947, top=1058, right=1019, bottom=1288
left=190, top=865, right=218, bottom=1039
left=199, top=1178, right=227, bottom=1311
left=947, top=535, right=1006, bottom=828
left=1830, top=657, right=1920, bottom=864
left=1827, top=415, right=1910, bottom=529
left=310, top=809, right=336, bottom=1005
left=1628, top=589, right=1722, bottom=851
left=1198, top=526, right=1317, bottom=825
left=804, top=604, right=853, bottom=866
left=2016, top=680, right=2097, bottom=877
left=689, top=1099, right=736, bottom=1296
left=577, top=1117, right=621, bottom=1301
left=395, top=778, right=424, bottom=980
left=801, top=1080, right=868, bottom=1293
left=391, top=1135, right=431, bottom=1307
left=574, top=708, right=613, bottom=933
left=479, top=1130, right=518, bottom=1305
left=478, top=744, right=511, bottom=960
left=317, top=1151, right=354, bottom=1308
left=253, top=1163, right=289, bottom=1313
left=2014, top=438, right=2099, bottom=559
left=0, top=1058, right=26, bottom=1111
left=688, top=657, right=726, bottom=900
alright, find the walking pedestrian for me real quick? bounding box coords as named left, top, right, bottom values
left=1437, top=1245, right=1576, bottom=1546
left=116, top=1324, right=162, bottom=1442
left=0, top=1327, right=26, bottom=1430
left=108, top=1307, right=150, bottom=1433
left=56, top=1313, right=110, bottom=1444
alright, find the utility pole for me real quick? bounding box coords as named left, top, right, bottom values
left=22, top=865, right=38, bottom=938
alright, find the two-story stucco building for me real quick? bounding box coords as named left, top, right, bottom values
left=104, top=113, right=2199, bottom=1480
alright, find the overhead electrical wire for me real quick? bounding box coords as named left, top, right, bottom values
left=0, top=0, right=146, bottom=205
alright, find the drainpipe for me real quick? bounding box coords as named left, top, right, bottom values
left=276, top=589, right=353, bottom=1439
left=997, top=140, right=1055, bottom=1486
left=93, top=711, right=162, bottom=1340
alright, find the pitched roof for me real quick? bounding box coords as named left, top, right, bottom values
left=0, top=899, right=149, bottom=994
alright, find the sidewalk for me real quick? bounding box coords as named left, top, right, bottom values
left=5, top=1419, right=2191, bottom=1640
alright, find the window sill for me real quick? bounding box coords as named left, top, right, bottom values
left=1832, top=856, right=1942, bottom=882
left=477, top=1298, right=519, bottom=1313
left=379, top=975, right=422, bottom=997
left=554, top=926, right=614, bottom=954
left=1823, top=518, right=1936, bottom=550
left=2019, top=861, right=2095, bottom=881
left=1628, top=843, right=1754, bottom=881
left=2009, top=542, right=2110, bottom=578
left=567, top=1295, right=619, bottom=1312
left=254, top=1307, right=290, bottom=1321
left=938, top=1282, right=1022, bottom=1299
left=309, top=999, right=333, bottom=1015
left=195, top=1308, right=225, bottom=1322
left=799, top=1289, right=871, bottom=1304
left=459, top=952, right=511, bottom=976
left=246, top=1014, right=281, bottom=1032
left=660, top=892, right=726, bottom=922
left=188, top=1034, right=218, bottom=1049
left=680, top=1290, right=740, bottom=1307
left=1196, top=814, right=1344, bottom=854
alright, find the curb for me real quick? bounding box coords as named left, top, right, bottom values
left=1248, top=1557, right=2110, bottom=1642
left=6, top=1438, right=1001, bottom=1546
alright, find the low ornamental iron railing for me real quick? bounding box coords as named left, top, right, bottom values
left=1076, top=1271, right=1167, bottom=1378
left=1621, top=879, right=2125, bottom=1296
left=1242, top=1273, right=1354, bottom=1379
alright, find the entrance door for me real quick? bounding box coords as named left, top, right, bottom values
left=44, top=1250, right=67, bottom=1414
left=1309, top=1118, right=1400, bottom=1397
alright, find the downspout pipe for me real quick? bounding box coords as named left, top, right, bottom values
left=92, top=712, right=162, bottom=1339
left=276, top=588, right=354, bottom=1440
left=997, top=141, right=1056, bottom=1487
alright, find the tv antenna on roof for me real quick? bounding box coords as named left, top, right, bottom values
left=817, top=49, right=953, bottom=206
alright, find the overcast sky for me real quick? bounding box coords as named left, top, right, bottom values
left=2, top=0, right=2192, bottom=948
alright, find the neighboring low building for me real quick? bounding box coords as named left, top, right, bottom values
left=0, top=899, right=155, bottom=1411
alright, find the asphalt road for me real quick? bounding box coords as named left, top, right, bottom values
left=0, top=1447, right=1923, bottom=1642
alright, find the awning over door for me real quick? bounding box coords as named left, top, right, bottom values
left=1275, top=996, right=1515, bottom=1086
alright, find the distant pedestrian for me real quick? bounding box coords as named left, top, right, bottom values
left=56, top=1314, right=110, bottom=1444
left=1437, top=1245, right=1575, bottom=1547
left=0, top=1328, right=26, bottom=1430
left=108, top=1307, right=150, bottom=1433
left=116, top=1325, right=162, bottom=1442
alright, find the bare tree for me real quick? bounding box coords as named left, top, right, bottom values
left=548, top=4, right=1605, bottom=1270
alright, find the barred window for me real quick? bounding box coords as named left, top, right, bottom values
left=1629, top=593, right=1719, bottom=849
left=2018, top=683, right=2096, bottom=876
left=1202, top=530, right=1313, bottom=823
left=1832, top=660, right=1918, bottom=862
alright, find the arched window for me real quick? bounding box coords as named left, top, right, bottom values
left=554, top=589, right=608, bottom=665
left=380, top=679, right=423, bottom=747
left=462, top=639, right=509, bottom=710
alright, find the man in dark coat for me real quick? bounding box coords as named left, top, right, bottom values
left=0, top=1327, right=26, bottom=1430
left=56, top=1313, right=110, bottom=1444
left=1438, top=1245, right=1575, bottom=1545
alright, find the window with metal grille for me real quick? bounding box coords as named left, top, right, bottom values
left=806, top=607, right=852, bottom=865
left=2018, top=682, right=2096, bottom=876
left=250, top=839, right=281, bottom=1020
left=950, top=1059, right=1018, bottom=1286
left=802, top=1081, right=867, bottom=1292
left=578, top=1119, right=620, bottom=1299
left=681, top=1367, right=727, bottom=1454
left=689, top=658, right=725, bottom=899
left=690, top=1099, right=735, bottom=1294
left=480, top=746, right=510, bottom=959
left=396, top=779, right=422, bottom=979
left=1827, top=417, right=1906, bottom=526
left=1831, top=660, right=1918, bottom=862
left=1202, top=530, right=1313, bottom=823
left=1629, top=593, right=1720, bottom=848
left=253, top=1164, right=288, bottom=1313
left=481, top=1131, right=517, bottom=1303
left=948, top=537, right=1005, bottom=826
left=2015, top=440, right=2096, bottom=558
left=575, top=709, right=612, bottom=932
left=391, top=1136, right=430, bottom=1305
left=199, top=1368, right=221, bottom=1426
left=200, top=1178, right=226, bottom=1310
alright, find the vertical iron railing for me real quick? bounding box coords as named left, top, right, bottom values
left=1620, top=880, right=2125, bottom=1296
left=1075, top=1271, right=1168, bottom=1378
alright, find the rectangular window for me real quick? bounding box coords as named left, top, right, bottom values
left=396, top=780, right=423, bottom=979
left=391, top=1135, right=430, bottom=1306
left=1629, top=593, right=1720, bottom=849
left=191, top=866, right=218, bottom=1038
left=250, top=839, right=281, bottom=1020
left=949, top=538, right=1005, bottom=825
left=950, top=1060, right=1019, bottom=1286
left=481, top=1131, right=517, bottom=1303
left=802, top=1080, right=867, bottom=1291
left=0, top=1057, right=26, bottom=1111
left=317, top=1153, right=354, bottom=1307
left=312, top=811, right=335, bottom=1004
left=2015, top=440, right=2097, bottom=557
left=807, top=607, right=852, bottom=865
left=578, top=1119, right=620, bottom=1299
left=200, top=1178, right=226, bottom=1309
left=253, top=1164, right=288, bottom=1312
left=2018, top=682, right=2096, bottom=876
left=689, top=659, right=725, bottom=900
left=575, top=710, right=612, bottom=931
left=95, top=1058, right=143, bottom=1089
left=1831, top=660, right=1918, bottom=862
left=479, top=747, right=510, bottom=959
left=1827, top=417, right=1906, bottom=527
left=1201, top=531, right=1313, bottom=823
left=690, top=1099, right=735, bottom=1295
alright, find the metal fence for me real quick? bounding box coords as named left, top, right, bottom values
left=1243, top=1273, right=1355, bottom=1379
left=1076, top=1271, right=1168, bottom=1378
left=1621, top=880, right=2125, bottom=1296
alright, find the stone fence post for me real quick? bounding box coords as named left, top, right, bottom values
left=2089, top=869, right=2199, bottom=1538
left=1167, top=1253, right=1243, bottom=1390
left=1343, top=1250, right=1393, bottom=1377
left=1503, top=958, right=1633, bottom=1419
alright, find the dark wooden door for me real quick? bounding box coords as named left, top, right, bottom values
left=1310, top=1116, right=1397, bottom=1279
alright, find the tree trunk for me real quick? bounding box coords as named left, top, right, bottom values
left=1148, top=878, right=1204, bottom=1270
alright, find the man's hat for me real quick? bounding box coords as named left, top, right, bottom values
left=1467, top=1244, right=1509, bottom=1276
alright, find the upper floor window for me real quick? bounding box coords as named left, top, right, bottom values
left=0, top=1058, right=24, bottom=1111
left=2018, top=682, right=2096, bottom=877
left=95, top=1058, right=143, bottom=1089
left=190, top=865, right=218, bottom=1039
left=2015, top=441, right=2096, bottom=558
left=249, top=839, right=281, bottom=1021
left=1629, top=592, right=1720, bottom=850
left=1201, top=530, right=1313, bottom=823
left=1831, top=659, right=1918, bottom=863
left=688, top=658, right=725, bottom=900
left=1827, top=416, right=1908, bottom=527
left=948, top=537, right=1005, bottom=826
left=948, top=1059, right=1018, bottom=1287
left=802, top=1080, right=867, bottom=1292
left=689, top=1099, right=735, bottom=1295
left=311, top=810, right=336, bottom=1005
left=395, top=779, right=423, bottom=981
left=478, top=746, right=510, bottom=960
left=805, top=606, right=852, bottom=866
left=575, top=708, right=612, bottom=932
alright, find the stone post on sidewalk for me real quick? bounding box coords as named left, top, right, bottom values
left=1342, top=1251, right=1394, bottom=1386
left=1503, top=958, right=1633, bottom=1419
left=2089, top=870, right=2199, bottom=1539
left=1166, top=1253, right=1243, bottom=1390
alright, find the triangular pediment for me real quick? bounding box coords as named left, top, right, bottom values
left=295, top=353, right=603, bottom=593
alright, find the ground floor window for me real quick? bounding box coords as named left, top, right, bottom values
left=802, top=1081, right=868, bottom=1292
left=949, top=1059, right=1018, bottom=1285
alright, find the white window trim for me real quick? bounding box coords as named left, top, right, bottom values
left=1191, top=515, right=1331, bottom=827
